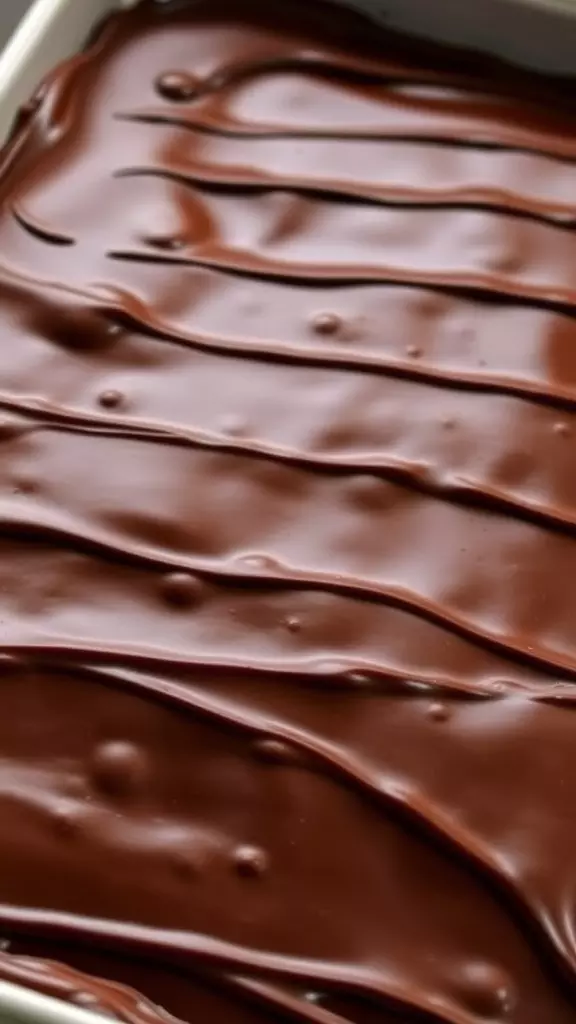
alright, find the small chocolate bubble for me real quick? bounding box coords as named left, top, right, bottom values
left=427, top=701, right=449, bottom=722
left=312, top=311, right=342, bottom=336
left=91, top=740, right=148, bottom=798
left=284, top=614, right=302, bottom=633
left=0, top=939, right=10, bottom=952
left=98, top=389, right=124, bottom=410
left=455, top=962, right=515, bottom=1017
left=161, top=571, right=203, bottom=609
left=233, top=844, right=269, bottom=877
left=155, top=71, right=200, bottom=102
left=553, top=421, right=571, bottom=438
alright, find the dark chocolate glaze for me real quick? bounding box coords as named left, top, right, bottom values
left=1, top=0, right=576, bottom=1021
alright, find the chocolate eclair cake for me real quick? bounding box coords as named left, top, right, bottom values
left=0, top=0, right=576, bottom=1021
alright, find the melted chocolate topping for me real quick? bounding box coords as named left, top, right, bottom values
left=1, top=0, right=576, bottom=1021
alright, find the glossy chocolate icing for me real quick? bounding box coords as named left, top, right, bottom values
left=1, top=0, right=576, bottom=1020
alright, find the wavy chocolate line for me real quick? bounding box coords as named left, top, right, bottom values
left=4, top=260, right=576, bottom=414
left=2, top=398, right=576, bottom=547
left=119, top=107, right=576, bottom=163
left=114, top=163, right=576, bottom=228
left=12, top=207, right=75, bottom=247
left=0, top=401, right=573, bottom=537
left=106, top=245, right=576, bottom=312
left=0, top=640, right=519, bottom=701
left=0, top=905, right=481, bottom=1024
left=72, top=662, right=576, bottom=991
left=231, top=978, right=350, bottom=1024
left=0, top=502, right=573, bottom=682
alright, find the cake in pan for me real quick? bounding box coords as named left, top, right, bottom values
left=0, top=0, right=575, bottom=1020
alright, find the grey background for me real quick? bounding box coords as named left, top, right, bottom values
left=2, top=0, right=576, bottom=75
left=0, top=1, right=33, bottom=49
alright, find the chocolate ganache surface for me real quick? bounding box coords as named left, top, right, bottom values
left=3, top=0, right=576, bottom=1021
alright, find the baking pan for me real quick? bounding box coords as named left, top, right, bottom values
left=0, top=0, right=575, bottom=1021
left=0, top=0, right=135, bottom=143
